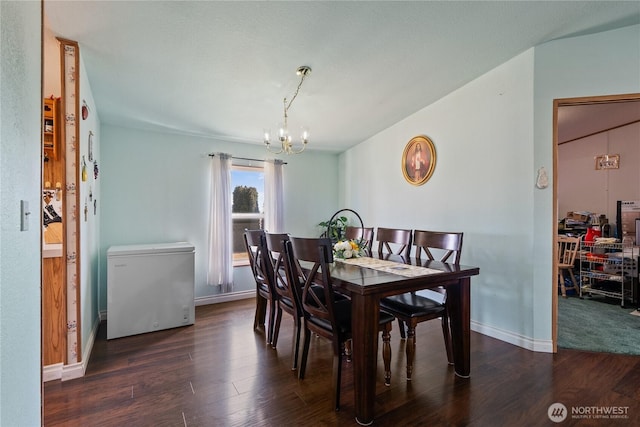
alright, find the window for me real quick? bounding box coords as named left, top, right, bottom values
left=232, top=165, right=264, bottom=265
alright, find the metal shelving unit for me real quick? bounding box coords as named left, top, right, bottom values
left=580, top=241, right=637, bottom=307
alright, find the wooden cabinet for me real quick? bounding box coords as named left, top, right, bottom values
left=43, top=98, right=59, bottom=160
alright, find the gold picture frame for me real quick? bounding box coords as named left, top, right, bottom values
left=402, top=135, right=436, bottom=186
left=595, top=154, right=619, bottom=170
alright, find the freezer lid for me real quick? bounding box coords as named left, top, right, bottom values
left=107, top=242, right=195, bottom=256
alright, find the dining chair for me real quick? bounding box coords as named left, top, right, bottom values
left=265, top=232, right=304, bottom=370
left=380, top=229, right=463, bottom=380
left=345, top=226, right=374, bottom=256
left=244, top=229, right=277, bottom=345
left=376, top=227, right=412, bottom=259
left=287, top=236, right=395, bottom=411
left=558, top=235, right=580, bottom=297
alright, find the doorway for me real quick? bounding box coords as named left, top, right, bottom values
left=553, top=92, right=640, bottom=353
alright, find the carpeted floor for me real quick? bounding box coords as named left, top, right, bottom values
left=558, top=294, right=640, bottom=355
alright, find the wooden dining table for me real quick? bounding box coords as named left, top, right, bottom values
left=328, top=254, right=480, bottom=425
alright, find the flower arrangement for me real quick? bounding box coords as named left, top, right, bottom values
left=333, top=239, right=364, bottom=260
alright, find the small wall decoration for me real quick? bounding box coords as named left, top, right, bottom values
left=536, top=167, right=549, bottom=189
left=82, top=100, right=90, bottom=120
left=88, top=131, right=94, bottom=161
left=81, top=156, right=88, bottom=181
left=595, top=154, right=620, bottom=170
left=401, top=135, right=436, bottom=186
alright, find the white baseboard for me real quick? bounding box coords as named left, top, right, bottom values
left=195, top=290, right=254, bottom=306
left=43, top=313, right=101, bottom=382
left=471, top=320, right=553, bottom=353
left=43, top=363, right=63, bottom=382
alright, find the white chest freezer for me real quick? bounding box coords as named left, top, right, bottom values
left=107, top=242, right=195, bottom=339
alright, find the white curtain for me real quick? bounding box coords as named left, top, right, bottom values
left=207, top=153, right=233, bottom=288
left=264, top=159, right=284, bottom=233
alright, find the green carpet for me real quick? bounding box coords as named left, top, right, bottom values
left=558, top=295, right=640, bottom=355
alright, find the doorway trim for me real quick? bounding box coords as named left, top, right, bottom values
left=552, top=92, right=640, bottom=352
left=57, top=37, right=82, bottom=365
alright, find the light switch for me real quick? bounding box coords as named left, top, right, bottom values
left=20, top=200, right=30, bottom=231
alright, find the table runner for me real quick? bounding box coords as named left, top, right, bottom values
left=337, top=256, right=443, bottom=277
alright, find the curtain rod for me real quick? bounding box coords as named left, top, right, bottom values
left=208, top=154, right=287, bottom=165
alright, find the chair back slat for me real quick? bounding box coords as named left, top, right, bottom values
left=265, top=233, right=302, bottom=313
left=558, top=235, right=580, bottom=266
left=287, top=237, right=342, bottom=346
left=376, top=227, right=412, bottom=258
left=244, top=229, right=274, bottom=294
left=345, top=226, right=374, bottom=256
left=413, top=230, right=463, bottom=264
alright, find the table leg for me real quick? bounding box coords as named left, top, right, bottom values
left=351, top=293, right=379, bottom=425
left=446, top=277, right=471, bottom=377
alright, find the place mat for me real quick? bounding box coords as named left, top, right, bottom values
left=337, top=256, right=443, bottom=277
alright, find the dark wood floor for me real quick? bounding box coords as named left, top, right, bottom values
left=44, top=298, right=640, bottom=426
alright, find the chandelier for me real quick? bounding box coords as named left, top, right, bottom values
left=264, top=65, right=311, bottom=154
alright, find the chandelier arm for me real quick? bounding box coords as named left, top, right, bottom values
left=265, top=141, right=284, bottom=154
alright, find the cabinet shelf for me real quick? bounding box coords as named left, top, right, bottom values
left=43, top=98, right=59, bottom=160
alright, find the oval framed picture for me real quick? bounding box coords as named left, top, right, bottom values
left=401, top=135, right=436, bottom=186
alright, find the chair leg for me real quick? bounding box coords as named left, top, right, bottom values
left=559, top=271, right=567, bottom=298
left=272, top=305, right=283, bottom=349
left=405, top=323, right=417, bottom=380
left=291, top=317, right=302, bottom=371
left=254, top=293, right=266, bottom=331
left=568, top=269, right=579, bottom=295
left=332, top=352, right=343, bottom=411
left=397, top=318, right=406, bottom=339
left=266, top=298, right=276, bottom=344
left=382, top=323, right=392, bottom=386
left=344, top=339, right=352, bottom=362
left=298, top=325, right=312, bottom=380
left=440, top=315, right=453, bottom=365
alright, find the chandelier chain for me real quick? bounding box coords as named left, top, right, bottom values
left=285, top=71, right=308, bottom=114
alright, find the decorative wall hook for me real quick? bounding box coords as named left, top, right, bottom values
left=536, top=167, right=548, bottom=189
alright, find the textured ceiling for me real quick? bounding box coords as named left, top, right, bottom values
left=558, top=100, right=640, bottom=144
left=44, top=1, right=640, bottom=153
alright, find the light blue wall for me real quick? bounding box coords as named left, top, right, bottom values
left=340, top=23, right=640, bottom=350
left=340, top=50, right=539, bottom=348
left=0, top=1, right=42, bottom=424
left=99, top=125, right=339, bottom=310
left=532, top=24, right=640, bottom=340
left=78, top=55, right=102, bottom=353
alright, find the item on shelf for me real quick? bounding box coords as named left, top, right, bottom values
left=594, top=237, right=617, bottom=244
left=566, top=211, right=591, bottom=222
left=580, top=241, right=636, bottom=307
left=585, top=226, right=601, bottom=242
